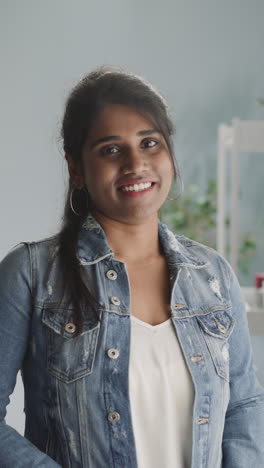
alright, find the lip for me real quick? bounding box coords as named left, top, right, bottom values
left=116, top=178, right=157, bottom=189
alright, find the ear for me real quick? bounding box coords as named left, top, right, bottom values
left=65, top=154, right=84, bottom=188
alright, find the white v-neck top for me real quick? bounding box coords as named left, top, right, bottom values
left=129, top=315, right=194, bottom=468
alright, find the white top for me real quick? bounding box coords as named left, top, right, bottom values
left=129, top=315, right=194, bottom=468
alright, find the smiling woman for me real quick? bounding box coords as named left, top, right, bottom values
left=0, top=66, right=264, bottom=468
left=67, top=104, right=174, bottom=225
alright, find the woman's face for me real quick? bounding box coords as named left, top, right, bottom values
left=67, top=104, right=174, bottom=225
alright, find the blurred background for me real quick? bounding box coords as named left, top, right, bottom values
left=0, top=0, right=263, bottom=434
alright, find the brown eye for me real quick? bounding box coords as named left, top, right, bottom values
left=100, top=145, right=120, bottom=156
left=142, top=138, right=158, bottom=148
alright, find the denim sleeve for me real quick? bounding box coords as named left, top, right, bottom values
left=222, top=261, right=264, bottom=467
left=0, top=244, right=61, bottom=468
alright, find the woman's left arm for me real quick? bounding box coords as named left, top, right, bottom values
left=222, top=263, right=264, bottom=467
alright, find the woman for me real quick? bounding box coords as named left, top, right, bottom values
left=0, top=67, right=263, bottom=468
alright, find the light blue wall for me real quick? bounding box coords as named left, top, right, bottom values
left=1, top=0, right=263, bottom=433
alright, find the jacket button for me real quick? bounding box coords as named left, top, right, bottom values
left=111, top=296, right=121, bottom=306
left=65, top=322, right=76, bottom=333
left=106, top=270, right=118, bottom=280
left=107, top=348, right=120, bottom=359
left=108, top=411, right=120, bottom=423
left=214, top=318, right=227, bottom=333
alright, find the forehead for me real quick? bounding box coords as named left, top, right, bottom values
left=87, top=104, right=156, bottom=140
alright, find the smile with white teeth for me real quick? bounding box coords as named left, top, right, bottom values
left=121, top=182, right=152, bottom=192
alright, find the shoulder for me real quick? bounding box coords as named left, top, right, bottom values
left=24, top=233, right=60, bottom=249
left=174, top=231, right=232, bottom=281
left=175, top=232, right=223, bottom=257
left=0, top=234, right=60, bottom=272
left=25, top=233, right=60, bottom=258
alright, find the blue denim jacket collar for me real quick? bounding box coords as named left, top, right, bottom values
left=77, top=214, right=208, bottom=269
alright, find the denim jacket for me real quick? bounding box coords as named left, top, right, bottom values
left=0, top=215, right=264, bottom=468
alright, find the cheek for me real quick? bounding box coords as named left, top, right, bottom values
left=82, top=160, right=98, bottom=184
left=162, top=156, right=174, bottom=180
left=159, top=149, right=174, bottom=172
left=162, top=161, right=174, bottom=194
left=83, top=163, right=113, bottom=196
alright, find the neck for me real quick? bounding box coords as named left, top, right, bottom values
left=93, top=212, right=161, bottom=265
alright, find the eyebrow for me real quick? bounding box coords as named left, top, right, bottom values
left=89, top=128, right=161, bottom=150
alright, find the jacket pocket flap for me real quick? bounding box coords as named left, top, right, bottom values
left=42, top=307, right=100, bottom=383
left=42, top=306, right=99, bottom=339
left=197, top=309, right=235, bottom=339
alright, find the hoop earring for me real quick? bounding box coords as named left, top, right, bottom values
left=70, top=187, right=89, bottom=216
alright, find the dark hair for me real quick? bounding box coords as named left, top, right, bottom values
left=59, top=66, right=177, bottom=335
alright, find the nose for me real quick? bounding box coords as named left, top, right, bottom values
left=122, top=147, right=148, bottom=174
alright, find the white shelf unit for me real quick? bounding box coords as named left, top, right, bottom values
left=217, top=119, right=264, bottom=335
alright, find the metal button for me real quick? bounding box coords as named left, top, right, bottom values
left=218, top=324, right=227, bottom=333
left=174, top=303, right=186, bottom=310
left=65, top=322, right=76, bottom=333
left=108, top=411, right=120, bottom=423
left=106, top=270, right=118, bottom=281
left=214, top=318, right=227, bottom=333
left=107, top=348, right=120, bottom=359
left=111, top=296, right=121, bottom=306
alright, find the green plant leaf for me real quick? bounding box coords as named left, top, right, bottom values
left=160, top=178, right=257, bottom=276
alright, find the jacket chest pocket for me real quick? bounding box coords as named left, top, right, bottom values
left=42, top=307, right=100, bottom=384
left=196, top=309, right=235, bottom=382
